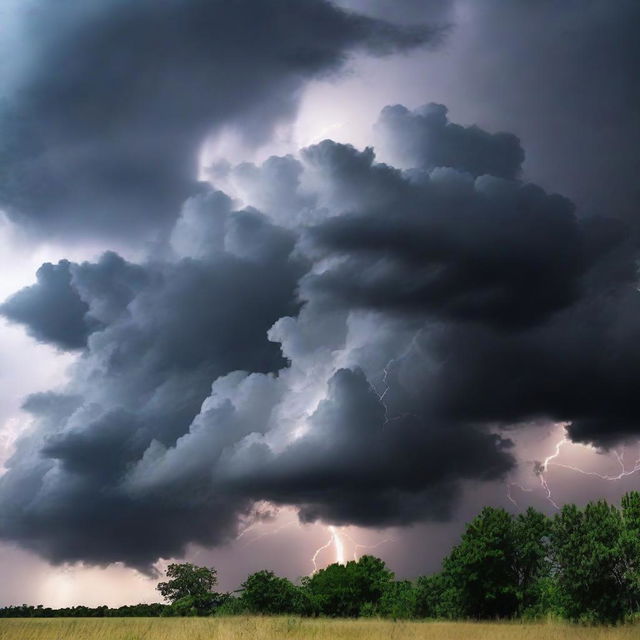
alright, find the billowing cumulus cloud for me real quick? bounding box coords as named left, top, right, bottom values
left=0, top=0, right=434, bottom=240
left=0, top=196, right=304, bottom=568
left=301, top=142, right=579, bottom=329
left=213, top=367, right=513, bottom=526
left=1, top=97, right=640, bottom=570
left=0, top=261, right=100, bottom=350
left=375, top=103, right=524, bottom=179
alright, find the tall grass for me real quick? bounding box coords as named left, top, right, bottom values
left=0, top=617, right=637, bottom=640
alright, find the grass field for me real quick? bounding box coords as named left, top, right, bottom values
left=0, top=617, right=637, bottom=640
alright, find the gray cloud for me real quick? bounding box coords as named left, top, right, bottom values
left=0, top=194, right=304, bottom=568
left=301, top=138, right=582, bottom=329
left=217, top=367, right=513, bottom=526
left=376, top=103, right=524, bottom=179
left=0, top=260, right=100, bottom=350
left=0, top=96, right=639, bottom=571
left=0, top=0, right=434, bottom=240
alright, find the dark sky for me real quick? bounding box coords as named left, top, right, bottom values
left=0, top=0, right=638, bottom=604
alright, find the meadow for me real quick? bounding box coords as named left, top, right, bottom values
left=0, top=617, right=637, bottom=640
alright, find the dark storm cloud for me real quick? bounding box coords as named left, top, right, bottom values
left=302, top=136, right=582, bottom=329
left=0, top=0, right=434, bottom=239
left=376, top=103, right=524, bottom=179
left=0, top=260, right=99, bottom=350
left=295, top=123, right=640, bottom=450
left=0, top=252, right=150, bottom=350
left=0, top=192, right=304, bottom=568
left=218, top=368, right=513, bottom=526
left=1, top=94, right=639, bottom=569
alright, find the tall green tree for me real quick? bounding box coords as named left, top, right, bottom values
left=513, top=507, right=551, bottom=616
left=156, top=563, right=219, bottom=615
left=550, top=501, right=627, bottom=623
left=440, top=507, right=520, bottom=619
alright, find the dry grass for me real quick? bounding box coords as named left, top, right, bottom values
left=0, top=617, right=637, bottom=640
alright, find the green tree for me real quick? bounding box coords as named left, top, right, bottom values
left=157, top=563, right=219, bottom=615
left=302, top=555, right=393, bottom=617
left=240, top=570, right=303, bottom=615
left=621, top=491, right=640, bottom=614
left=550, top=500, right=627, bottom=623
left=513, top=507, right=552, bottom=616
left=440, top=507, right=520, bottom=619
left=434, top=506, right=551, bottom=620
left=377, top=580, right=417, bottom=619
left=414, top=572, right=460, bottom=619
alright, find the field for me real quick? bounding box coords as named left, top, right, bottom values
left=0, top=617, right=637, bottom=640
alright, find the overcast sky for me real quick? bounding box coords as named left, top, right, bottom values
left=0, top=0, right=638, bottom=605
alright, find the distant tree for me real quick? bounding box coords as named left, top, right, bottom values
left=302, top=555, right=393, bottom=617
left=215, top=595, right=248, bottom=616
left=157, top=563, right=220, bottom=615
left=550, top=501, right=627, bottom=623
left=240, top=570, right=302, bottom=615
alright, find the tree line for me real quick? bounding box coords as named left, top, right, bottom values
left=2, top=492, right=639, bottom=624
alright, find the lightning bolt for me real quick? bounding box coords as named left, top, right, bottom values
left=341, top=531, right=395, bottom=561
left=536, top=434, right=569, bottom=509
left=238, top=519, right=299, bottom=546
left=506, top=481, right=534, bottom=507
left=310, top=535, right=333, bottom=573
left=549, top=446, right=640, bottom=481
left=373, top=333, right=423, bottom=425
left=330, top=526, right=345, bottom=564
left=508, top=427, right=640, bottom=510
left=309, top=526, right=397, bottom=572
left=310, top=526, right=346, bottom=573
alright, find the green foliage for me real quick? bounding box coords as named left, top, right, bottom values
left=0, top=603, right=167, bottom=618
left=302, top=555, right=393, bottom=617
left=214, top=595, right=248, bottom=616
left=156, top=563, right=221, bottom=615
left=157, top=563, right=218, bottom=603
left=161, top=596, right=199, bottom=617
left=550, top=500, right=631, bottom=623
left=621, top=491, right=640, bottom=614
left=414, top=573, right=458, bottom=619
left=376, top=580, right=417, bottom=619
left=440, top=507, right=521, bottom=618
left=240, top=570, right=303, bottom=615
left=429, top=506, right=553, bottom=620
left=513, top=507, right=552, bottom=616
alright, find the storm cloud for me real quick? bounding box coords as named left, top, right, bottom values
left=0, top=260, right=99, bottom=350
left=2, top=90, right=640, bottom=571
left=0, top=0, right=434, bottom=239
left=375, top=103, right=524, bottom=179
left=0, top=193, right=304, bottom=568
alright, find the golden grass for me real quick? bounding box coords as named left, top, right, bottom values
left=0, top=617, right=637, bottom=640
